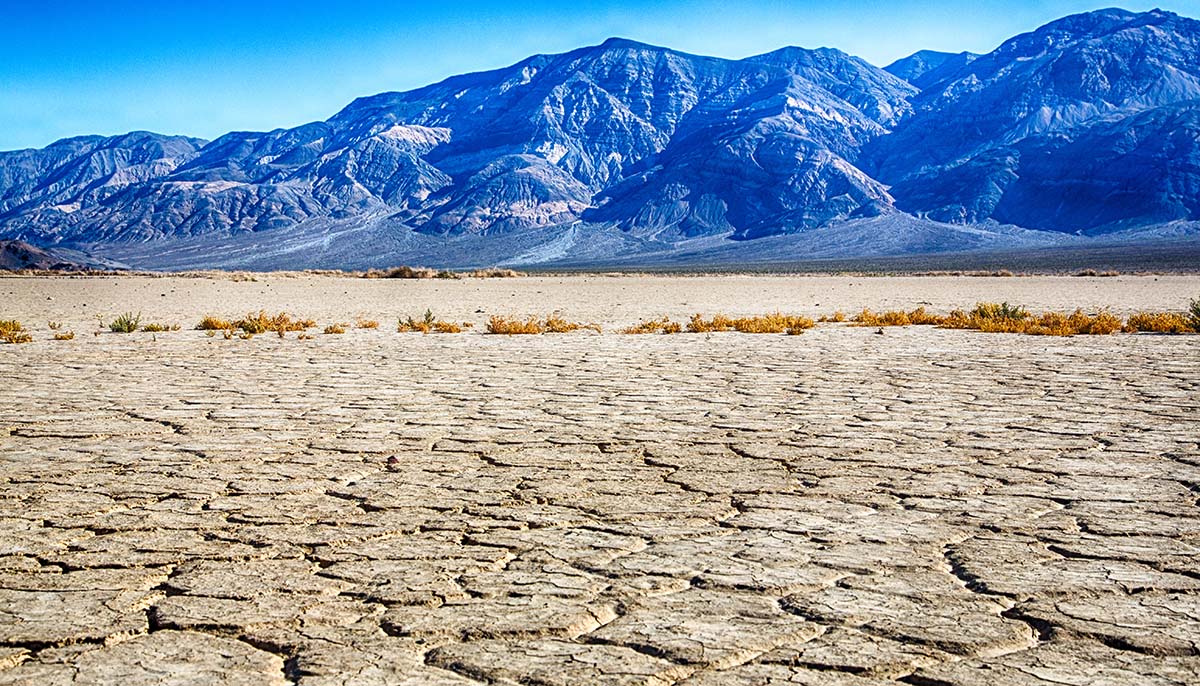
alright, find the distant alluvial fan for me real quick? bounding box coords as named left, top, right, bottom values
left=1, top=8, right=1199, bottom=269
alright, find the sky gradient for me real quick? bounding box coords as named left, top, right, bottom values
left=3, top=1, right=1197, bottom=151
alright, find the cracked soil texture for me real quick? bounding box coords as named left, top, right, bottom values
left=0, top=274, right=1197, bottom=684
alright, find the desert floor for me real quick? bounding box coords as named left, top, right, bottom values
left=0, top=274, right=1198, bottom=685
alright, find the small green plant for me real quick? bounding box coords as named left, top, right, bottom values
left=109, top=312, right=142, bottom=333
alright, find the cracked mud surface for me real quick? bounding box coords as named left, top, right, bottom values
left=1, top=275, right=1198, bottom=684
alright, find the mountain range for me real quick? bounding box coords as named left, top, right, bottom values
left=2, top=7, right=1199, bottom=270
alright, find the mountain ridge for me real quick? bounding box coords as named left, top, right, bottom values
left=1, top=8, right=1198, bottom=269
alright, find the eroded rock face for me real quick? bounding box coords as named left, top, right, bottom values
left=0, top=304, right=1197, bottom=683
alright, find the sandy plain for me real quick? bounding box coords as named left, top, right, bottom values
left=0, top=273, right=1198, bottom=685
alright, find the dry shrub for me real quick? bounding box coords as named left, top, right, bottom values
left=53, top=331, right=75, bottom=341
left=324, top=324, right=347, bottom=335
left=140, top=323, right=180, bottom=333
left=941, top=302, right=1121, bottom=336
left=486, top=314, right=599, bottom=335
left=621, top=317, right=683, bottom=334
left=196, top=315, right=233, bottom=331
left=852, top=307, right=946, bottom=327
left=687, top=313, right=814, bottom=334
left=487, top=315, right=543, bottom=335
left=686, top=314, right=737, bottom=333
left=735, top=313, right=814, bottom=334
left=544, top=314, right=601, bottom=333
left=364, top=265, right=458, bottom=279
left=818, top=311, right=847, bottom=323
left=469, top=268, right=523, bottom=278
left=941, top=302, right=1030, bottom=330
left=235, top=311, right=316, bottom=335
left=0, top=320, right=31, bottom=344
left=356, top=319, right=380, bottom=329
left=398, top=310, right=465, bottom=334
left=1125, top=312, right=1197, bottom=334
left=1021, top=311, right=1123, bottom=336
left=48, top=321, right=62, bottom=330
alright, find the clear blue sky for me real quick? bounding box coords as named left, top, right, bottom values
left=2, top=1, right=1196, bottom=151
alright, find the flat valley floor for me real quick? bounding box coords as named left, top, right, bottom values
left=1, top=274, right=1198, bottom=685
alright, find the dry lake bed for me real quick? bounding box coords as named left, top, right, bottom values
left=0, top=273, right=1198, bottom=685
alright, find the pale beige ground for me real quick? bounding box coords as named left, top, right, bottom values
left=0, top=275, right=1198, bottom=685
left=3, top=273, right=1198, bottom=331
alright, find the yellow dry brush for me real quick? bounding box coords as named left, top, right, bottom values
left=621, top=317, right=683, bottom=334
left=1125, top=311, right=1198, bottom=334
left=0, top=320, right=31, bottom=344
left=398, top=310, right=467, bottom=334
left=197, top=311, right=317, bottom=338
left=852, top=307, right=945, bottom=327
left=686, top=313, right=815, bottom=334
left=140, top=323, right=181, bottom=333
left=486, top=314, right=601, bottom=335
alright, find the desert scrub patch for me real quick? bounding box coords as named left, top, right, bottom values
left=398, top=310, right=465, bottom=334
left=544, top=313, right=601, bottom=334
left=686, top=313, right=813, bottom=334
left=235, top=311, right=317, bottom=335
left=485, top=314, right=599, bottom=335
left=940, top=302, right=1031, bottom=331
left=363, top=265, right=459, bottom=279
left=108, top=312, right=142, bottom=333
left=818, top=311, right=847, bottom=323
left=1125, top=311, right=1197, bottom=334
left=47, top=321, right=63, bottom=330
left=468, top=268, right=523, bottom=278
left=851, top=307, right=942, bottom=327
left=486, top=315, right=544, bottom=335
left=140, top=322, right=180, bottom=333
left=324, top=324, right=347, bottom=335
left=196, top=315, right=233, bottom=331
left=621, top=317, right=683, bottom=334
left=686, top=314, right=737, bottom=333
left=356, top=318, right=380, bottom=329
left=941, top=303, right=1122, bottom=336
left=199, top=312, right=315, bottom=335
left=1020, top=310, right=1123, bottom=336
left=53, top=331, right=75, bottom=341
left=0, top=320, right=31, bottom=344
